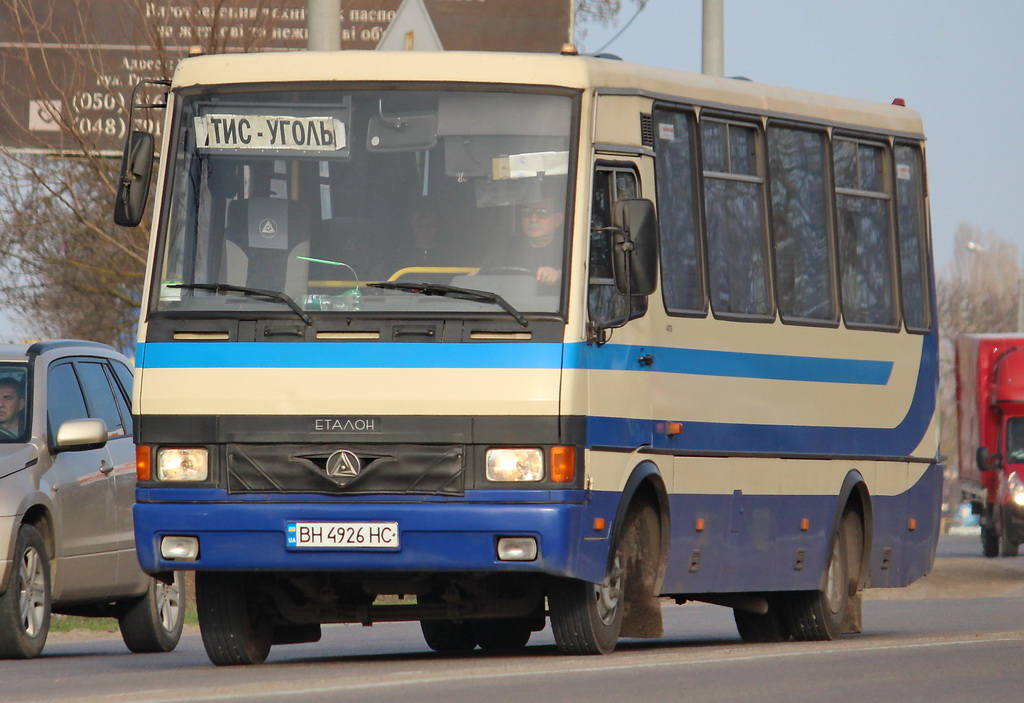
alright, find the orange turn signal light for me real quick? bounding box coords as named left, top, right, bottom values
left=549, top=446, right=576, bottom=483
left=136, top=445, right=151, bottom=481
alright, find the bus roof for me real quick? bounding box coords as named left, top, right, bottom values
left=171, top=50, right=924, bottom=137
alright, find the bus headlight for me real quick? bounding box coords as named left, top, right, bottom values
left=486, top=448, right=544, bottom=482
left=1009, top=472, right=1024, bottom=508
left=156, top=448, right=209, bottom=481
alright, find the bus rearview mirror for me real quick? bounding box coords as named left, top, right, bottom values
left=113, top=131, right=155, bottom=227
left=611, top=198, right=657, bottom=297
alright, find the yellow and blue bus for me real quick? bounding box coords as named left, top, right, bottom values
left=117, top=48, right=940, bottom=665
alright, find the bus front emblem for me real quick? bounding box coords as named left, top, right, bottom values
left=326, top=450, right=361, bottom=477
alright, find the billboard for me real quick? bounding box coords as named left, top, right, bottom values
left=0, top=0, right=570, bottom=154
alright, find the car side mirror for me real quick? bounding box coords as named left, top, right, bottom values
left=611, top=198, right=657, bottom=297
left=113, top=131, right=155, bottom=227
left=54, top=418, right=108, bottom=453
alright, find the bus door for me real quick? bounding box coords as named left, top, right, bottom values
left=585, top=161, right=657, bottom=462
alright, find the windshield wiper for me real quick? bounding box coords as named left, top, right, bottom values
left=169, top=283, right=313, bottom=326
left=367, top=281, right=528, bottom=327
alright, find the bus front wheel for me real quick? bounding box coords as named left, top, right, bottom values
left=549, top=516, right=630, bottom=655
left=196, top=572, right=273, bottom=666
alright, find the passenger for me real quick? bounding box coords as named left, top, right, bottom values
left=0, top=376, right=25, bottom=439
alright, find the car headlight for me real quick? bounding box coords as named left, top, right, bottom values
left=486, top=448, right=544, bottom=482
left=1008, top=472, right=1024, bottom=507
left=156, top=448, right=209, bottom=481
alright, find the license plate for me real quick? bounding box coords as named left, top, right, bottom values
left=287, top=522, right=400, bottom=549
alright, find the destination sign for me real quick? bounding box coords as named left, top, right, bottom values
left=193, top=114, right=346, bottom=151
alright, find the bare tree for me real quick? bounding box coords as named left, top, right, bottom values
left=575, top=0, right=648, bottom=47
left=0, top=0, right=640, bottom=347
left=0, top=0, right=282, bottom=347
left=936, top=223, right=1020, bottom=464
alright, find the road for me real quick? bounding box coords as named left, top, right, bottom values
left=3, top=533, right=1022, bottom=703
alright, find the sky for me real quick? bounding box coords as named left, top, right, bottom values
left=579, top=0, right=1024, bottom=271
left=2, top=0, right=1020, bottom=342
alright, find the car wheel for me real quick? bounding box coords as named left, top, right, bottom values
left=0, top=524, right=51, bottom=659
left=118, top=571, right=185, bottom=653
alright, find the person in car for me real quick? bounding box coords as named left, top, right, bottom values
left=0, top=376, right=25, bottom=439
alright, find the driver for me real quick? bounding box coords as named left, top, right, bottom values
left=0, top=376, right=25, bottom=439
left=494, top=194, right=564, bottom=285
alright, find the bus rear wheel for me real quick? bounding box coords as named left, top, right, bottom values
left=733, top=596, right=790, bottom=643
left=784, top=510, right=862, bottom=641
left=196, top=572, right=273, bottom=666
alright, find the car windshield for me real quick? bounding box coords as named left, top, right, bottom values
left=0, top=363, right=29, bottom=443
left=155, top=87, right=576, bottom=320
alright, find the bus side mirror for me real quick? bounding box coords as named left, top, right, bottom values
left=611, top=198, right=657, bottom=296
left=977, top=446, right=1002, bottom=472
left=113, top=131, right=155, bottom=227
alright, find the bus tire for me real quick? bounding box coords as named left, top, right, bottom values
left=0, top=525, right=50, bottom=659
left=733, top=596, right=790, bottom=643
left=472, top=618, right=533, bottom=650
left=549, top=516, right=628, bottom=654
left=196, top=572, right=272, bottom=666
left=420, top=619, right=477, bottom=652
left=784, top=510, right=861, bottom=641
left=118, top=571, right=185, bottom=653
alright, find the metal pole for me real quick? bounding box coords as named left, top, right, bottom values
left=702, top=0, right=724, bottom=76
left=308, top=0, right=341, bottom=51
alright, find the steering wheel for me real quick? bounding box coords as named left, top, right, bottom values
left=476, top=266, right=534, bottom=276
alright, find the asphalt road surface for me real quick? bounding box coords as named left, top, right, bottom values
left=3, top=532, right=1022, bottom=703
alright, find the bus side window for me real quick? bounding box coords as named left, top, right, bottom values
left=895, top=143, right=932, bottom=333
left=767, top=125, right=836, bottom=323
left=834, top=137, right=898, bottom=328
left=701, top=118, right=772, bottom=318
left=588, top=167, right=646, bottom=326
left=653, top=107, right=705, bottom=315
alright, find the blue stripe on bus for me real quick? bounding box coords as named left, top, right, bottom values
left=137, top=341, right=893, bottom=385
left=589, top=332, right=938, bottom=457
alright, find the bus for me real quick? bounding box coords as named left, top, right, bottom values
left=115, top=48, right=941, bottom=666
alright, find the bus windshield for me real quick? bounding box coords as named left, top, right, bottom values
left=154, top=87, right=575, bottom=319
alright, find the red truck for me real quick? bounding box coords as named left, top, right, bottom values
left=955, top=333, right=1024, bottom=556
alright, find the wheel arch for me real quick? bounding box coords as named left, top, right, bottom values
left=608, top=460, right=671, bottom=594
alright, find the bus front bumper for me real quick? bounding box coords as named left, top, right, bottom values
left=133, top=491, right=612, bottom=584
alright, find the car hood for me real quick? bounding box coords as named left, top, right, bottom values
left=0, top=442, right=40, bottom=480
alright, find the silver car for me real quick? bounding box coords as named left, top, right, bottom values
left=0, top=340, right=184, bottom=658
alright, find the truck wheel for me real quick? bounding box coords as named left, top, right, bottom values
left=1000, top=510, right=1019, bottom=557
left=0, top=525, right=50, bottom=659
left=784, top=510, right=861, bottom=641
left=196, top=572, right=272, bottom=665
left=118, top=571, right=185, bottom=653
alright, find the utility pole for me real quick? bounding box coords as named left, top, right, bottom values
left=308, top=0, right=342, bottom=51
left=702, top=0, right=724, bottom=76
